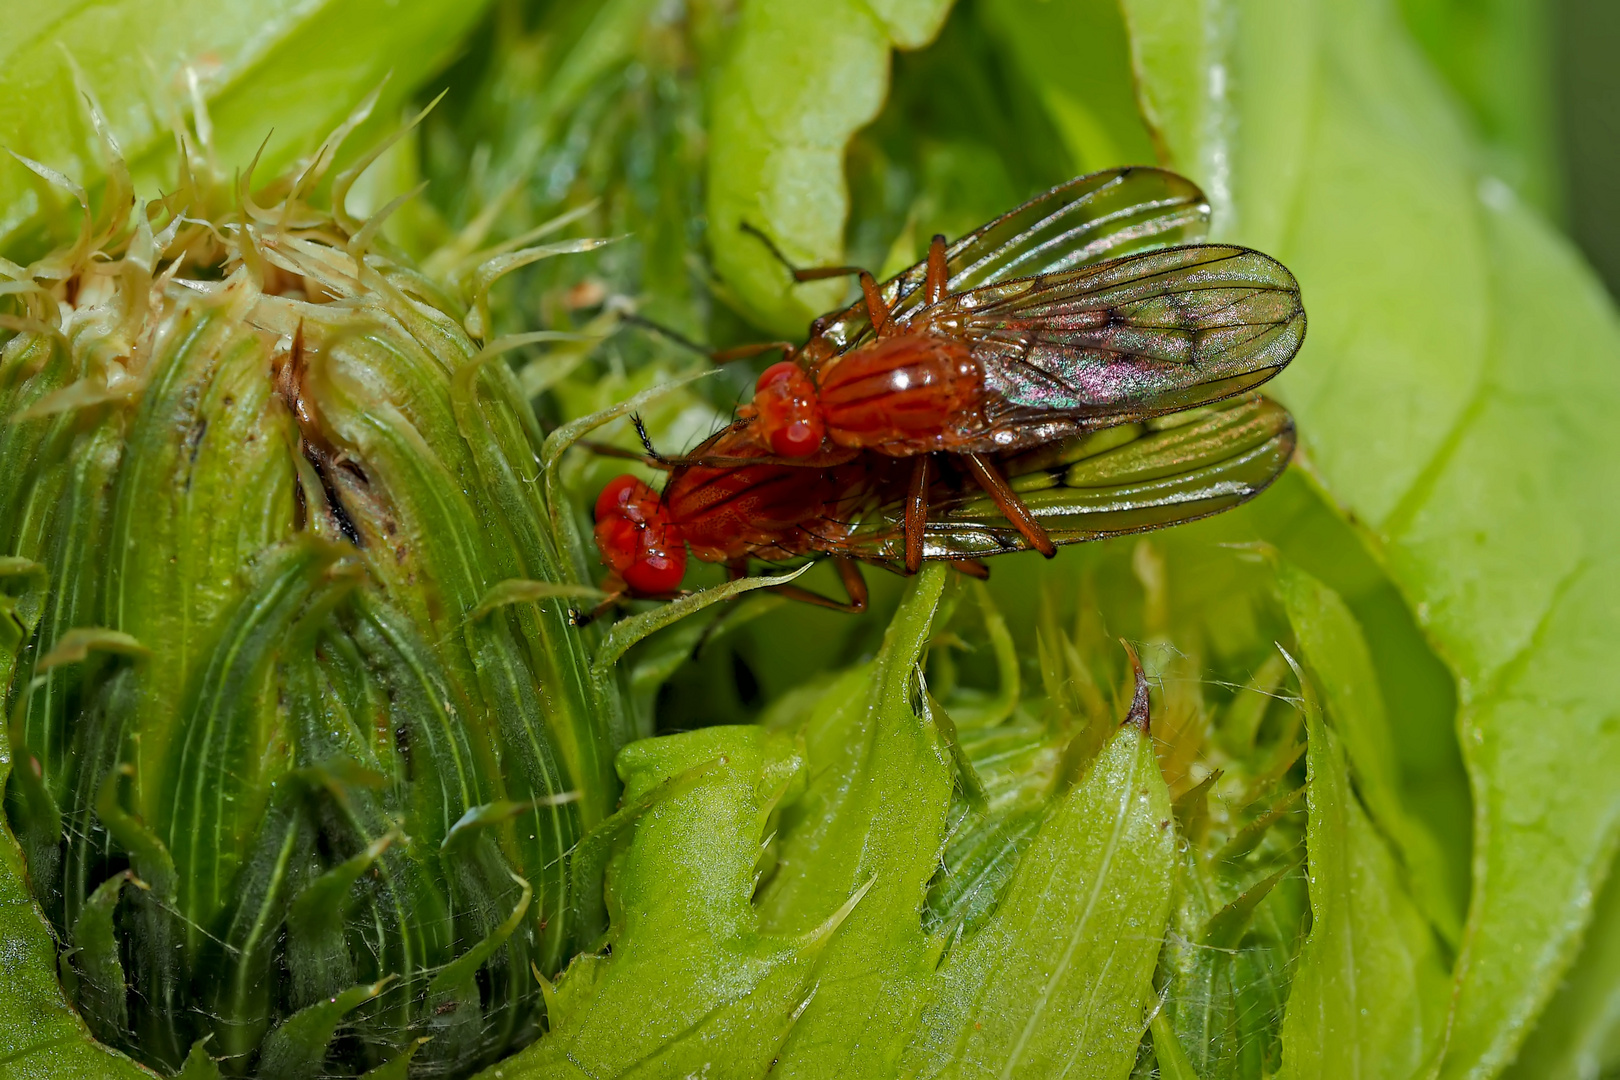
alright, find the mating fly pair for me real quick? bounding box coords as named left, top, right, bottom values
left=590, top=167, right=1306, bottom=615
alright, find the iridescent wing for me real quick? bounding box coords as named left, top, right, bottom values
left=946, top=244, right=1305, bottom=441
left=810, top=167, right=1211, bottom=356
left=840, top=395, right=1296, bottom=565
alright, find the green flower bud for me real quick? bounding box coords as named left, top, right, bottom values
left=0, top=103, right=622, bottom=1077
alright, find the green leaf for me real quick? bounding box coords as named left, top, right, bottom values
left=440, top=797, right=580, bottom=854
left=0, top=68, right=641, bottom=1073
left=480, top=724, right=829, bottom=1078
left=1274, top=657, right=1449, bottom=1078
left=752, top=567, right=946, bottom=1061
left=427, top=872, right=532, bottom=995
left=1207, top=471, right=1470, bottom=916
left=304, top=298, right=606, bottom=965
left=1202, top=861, right=1296, bottom=952
left=103, top=303, right=303, bottom=831
left=257, top=979, right=390, bottom=1080
left=1504, top=855, right=1620, bottom=1079
left=1120, top=0, right=1620, bottom=1071
left=707, top=0, right=953, bottom=335
left=904, top=713, right=1176, bottom=1079
left=470, top=579, right=605, bottom=622
left=163, top=540, right=349, bottom=950
left=358, top=1039, right=428, bottom=1080
left=1395, top=0, right=1559, bottom=215
left=0, top=557, right=47, bottom=712
left=0, top=725, right=150, bottom=1078
left=286, top=832, right=396, bottom=943
left=495, top=568, right=957, bottom=1076
left=66, top=872, right=136, bottom=1043
left=1275, top=560, right=1462, bottom=944
left=1152, top=1010, right=1206, bottom=1080
left=174, top=1040, right=221, bottom=1080
left=757, top=564, right=952, bottom=1076
left=0, top=558, right=46, bottom=581
left=591, top=564, right=814, bottom=680
left=978, top=0, right=1159, bottom=174
left=0, top=0, right=495, bottom=251
left=35, top=628, right=148, bottom=671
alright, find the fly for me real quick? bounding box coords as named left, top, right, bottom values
left=586, top=394, right=1295, bottom=616
left=633, top=167, right=1305, bottom=573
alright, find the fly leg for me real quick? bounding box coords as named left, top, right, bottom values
left=741, top=221, right=868, bottom=283
left=576, top=440, right=672, bottom=471
left=958, top=452, right=1057, bottom=558
left=925, top=233, right=948, bottom=306
left=860, top=271, right=894, bottom=337
left=949, top=558, right=990, bottom=580
left=905, top=455, right=931, bottom=574
left=710, top=341, right=799, bottom=364
left=764, top=556, right=869, bottom=614
left=705, top=557, right=868, bottom=633
left=569, top=591, right=625, bottom=627
left=739, top=222, right=896, bottom=338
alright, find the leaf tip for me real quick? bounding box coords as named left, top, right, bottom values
left=1121, top=638, right=1150, bottom=734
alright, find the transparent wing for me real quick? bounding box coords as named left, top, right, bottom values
left=944, top=245, right=1305, bottom=433
left=810, top=167, right=1211, bottom=356
left=841, top=395, right=1296, bottom=565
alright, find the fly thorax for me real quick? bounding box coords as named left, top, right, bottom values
left=818, top=335, right=985, bottom=446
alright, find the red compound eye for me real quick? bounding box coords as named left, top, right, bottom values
left=752, top=366, right=824, bottom=458
left=756, top=360, right=801, bottom=391
left=770, top=418, right=823, bottom=457
left=595, top=474, right=656, bottom=523
left=621, top=533, right=687, bottom=595
left=593, top=514, right=641, bottom=576
left=593, top=477, right=688, bottom=596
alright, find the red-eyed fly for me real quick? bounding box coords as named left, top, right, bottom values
left=588, top=394, right=1295, bottom=616
left=638, top=168, right=1305, bottom=573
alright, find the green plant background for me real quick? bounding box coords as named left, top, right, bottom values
left=4, top=0, right=1620, bottom=1077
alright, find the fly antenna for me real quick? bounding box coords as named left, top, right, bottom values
left=630, top=414, right=665, bottom=462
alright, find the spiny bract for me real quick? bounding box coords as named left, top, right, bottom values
left=0, top=95, right=624, bottom=1078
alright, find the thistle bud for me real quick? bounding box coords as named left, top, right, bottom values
left=0, top=103, right=621, bottom=1077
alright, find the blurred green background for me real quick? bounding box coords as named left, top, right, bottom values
left=1401, top=0, right=1620, bottom=295
left=1556, top=0, right=1620, bottom=295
